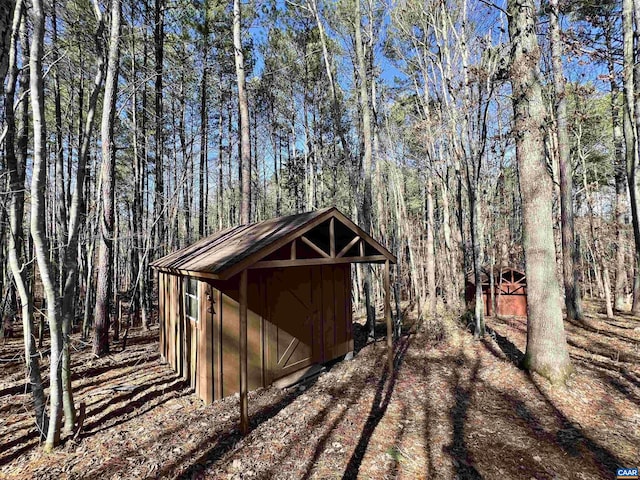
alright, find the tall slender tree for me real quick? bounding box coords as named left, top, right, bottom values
left=94, top=0, right=121, bottom=357
left=5, top=0, right=48, bottom=439
left=29, top=0, right=65, bottom=450
left=234, top=0, right=251, bottom=224
left=549, top=0, right=583, bottom=322
left=60, top=0, right=107, bottom=429
left=623, top=0, right=640, bottom=314
left=354, top=0, right=375, bottom=337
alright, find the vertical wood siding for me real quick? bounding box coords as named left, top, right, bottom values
left=158, top=264, right=354, bottom=404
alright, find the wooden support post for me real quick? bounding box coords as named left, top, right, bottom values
left=291, top=239, right=296, bottom=260
left=239, top=269, right=249, bottom=434
left=385, top=260, right=393, bottom=372
left=329, top=217, right=335, bottom=257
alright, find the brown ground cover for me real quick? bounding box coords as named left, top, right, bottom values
left=1, top=301, right=638, bottom=479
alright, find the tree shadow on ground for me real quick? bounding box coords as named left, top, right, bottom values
left=483, top=325, right=525, bottom=367
left=482, top=320, right=626, bottom=477
left=565, top=317, right=640, bottom=346
left=0, top=351, right=160, bottom=398
left=0, top=368, right=189, bottom=466
left=250, top=333, right=403, bottom=480
left=81, top=375, right=190, bottom=435
left=340, top=334, right=411, bottom=479
left=445, top=357, right=483, bottom=480
left=528, top=379, right=624, bottom=477
left=172, top=389, right=306, bottom=480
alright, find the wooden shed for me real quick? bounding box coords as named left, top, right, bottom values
left=150, top=207, right=396, bottom=432
left=465, top=267, right=527, bottom=317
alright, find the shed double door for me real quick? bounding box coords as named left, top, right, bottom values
left=264, top=265, right=351, bottom=384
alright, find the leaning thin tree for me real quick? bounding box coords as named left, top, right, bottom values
left=507, top=0, right=572, bottom=383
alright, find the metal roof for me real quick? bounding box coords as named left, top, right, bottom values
left=151, top=207, right=396, bottom=278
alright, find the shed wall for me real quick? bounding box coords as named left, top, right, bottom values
left=158, top=264, right=353, bottom=404
left=465, top=282, right=528, bottom=317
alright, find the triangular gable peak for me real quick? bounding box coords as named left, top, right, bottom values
left=151, top=208, right=396, bottom=280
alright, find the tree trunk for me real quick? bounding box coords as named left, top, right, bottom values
left=234, top=0, right=251, bottom=225
left=354, top=0, right=375, bottom=336
left=469, top=189, right=485, bottom=337
left=603, top=28, right=630, bottom=312
left=154, top=0, right=165, bottom=252
left=60, top=0, right=106, bottom=431
left=52, top=2, right=68, bottom=300
left=94, top=0, right=121, bottom=357
left=425, top=176, right=437, bottom=318
left=549, top=0, right=583, bottom=322
left=5, top=0, right=48, bottom=439
left=623, top=0, right=640, bottom=314
left=0, top=0, right=15, bottom=97
left=602, top=262, right=614, bottom=319
left=508, top=0, right=572, bottom=384
left=29, top=0, right=64, bottom=450
left=199, top=1, right=209, bottom=237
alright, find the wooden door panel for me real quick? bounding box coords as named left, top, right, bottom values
left=267, top=268, right=316, bottom=379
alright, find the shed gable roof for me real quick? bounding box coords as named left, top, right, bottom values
left=151, top=207, right=396, bottom=279
left=466, top=267, right=526, bottom=286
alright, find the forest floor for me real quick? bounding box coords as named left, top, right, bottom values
left=0, top=300, right=639, bottom=479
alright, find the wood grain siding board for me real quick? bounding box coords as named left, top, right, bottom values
left=334, top=265, right=349, bottom=358
left=180, top=277, right=187, bottom=379
left=247, top=275, right=263, bottom=390
left=239, top=270, right=249, bottom=434
left=175, top=276, right=182, bottom=374
left=213, top=287, right=222, bottom=400
left=311, top=266, right=323, bottom=364
left=321, top=265, right=334, bottom=362
left=167, top=276, right=175, bottom=371
left=222, top=291, right=240, bottom=397
left=385, top=259, right=392, bottom=371
left=204, top=282, right=214, bottom=403
left=159, top=273, right=165, bottom=361
left=346, top=266, right=354, bottom=352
